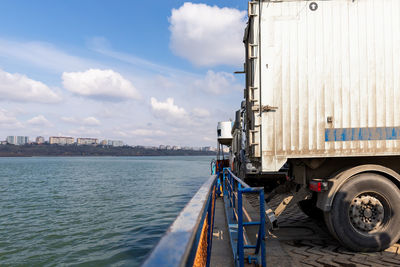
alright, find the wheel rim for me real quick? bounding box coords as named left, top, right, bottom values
left=349, top=193, right=388, bottom=233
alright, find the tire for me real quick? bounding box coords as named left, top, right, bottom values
left=324, top=173, right=400, bottom=252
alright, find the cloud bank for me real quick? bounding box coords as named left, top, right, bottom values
left=0, top=69, right=61, bottom=103
left=27, top=115, right=53, bottom=127
left=0, top=109, right=23, bottom=129
left=130, top=129, right=167, bottom=136
left=62, top=69, right=141, bottom=101
left=169, top=3, right=246, bottom=67
left=193, top=70, right=242, bottom=95
left=61, top=116, right=101, bottom=126
left=0, top=39, right=97, bottom=73
left=150, top=97, right=189, bottom=123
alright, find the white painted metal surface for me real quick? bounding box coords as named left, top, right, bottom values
left=246, top=0, right=400, bottom=172
left=217, top=121, right=233, bottom=145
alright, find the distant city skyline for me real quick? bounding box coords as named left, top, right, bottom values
left=1, top=134, right=218, bottom=151
left=0, top=1, right=247, bottom=147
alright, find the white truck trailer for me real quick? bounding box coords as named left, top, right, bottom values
left=236, top=0, right=400, bottom=252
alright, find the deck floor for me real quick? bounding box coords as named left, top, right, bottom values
left=211, top=193, right=400, bottom=267
left=210, top=197, right=234, bottom=267
left=251, top=194, right=400, bottom=267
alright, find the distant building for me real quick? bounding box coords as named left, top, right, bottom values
left=49, top=136, right=74, bottom=145
left=6, top=136, right=29, bottom=145
left=0, top=141, right=7, bottom=145
left=159, top=145, right=166, bottom=150
left=100, top=140, right=108, bottom=146
left=99, top=139, right=123, bottom=147
left=108, top=140, right=123, bottom=147
left=172, top=146, right=180, bottom=150
left=17, top=136, right=29, bottom=145
left=6, top=136, right=15, bottom=145
left=143, top=146, right=157, bottom=150
left=36, top=136, right=45, bottom=144
left=77, top=138, right=98, bottom=145
left=166, top=145, right=171, bottom=150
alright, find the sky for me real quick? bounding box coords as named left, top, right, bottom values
left=0, top=1, right=248, bottom=147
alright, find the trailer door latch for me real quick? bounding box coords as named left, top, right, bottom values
left=262, top=105, right=279, bottom=112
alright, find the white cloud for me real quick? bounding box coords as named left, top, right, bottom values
left=150, top=97, right=188, bottom=122
left=114, top=130, right=129, bottom=138
left=95, top=108, right=117, bottom=119
left=130, top=129, right=167, bottom=136
left=61, top=116, right=101, bottom=126
left=83, top=117, right=101, bottom=126
left=0, top=39, right=97, bottom=73
left=88, top=37, right=197, bottom=78
left=0, top=69, right=61, bottom=103
left=61, top=116, right=77, bottom=124
left=27, top=115, right=53, bottom=127
left=155, top=75, right=176, bottom=89
left=62, top=69, right=141, bottom=101
left=169, top=3, right=246, bottom=67
left=67, top=126, right=101, bottom=137
left=0, top=109, right=23, bottom=129
left=0, top=36, right=236, bottom=146
left=192, top=108, right=210, bottom=118
left=203, top=136, right=214, bottom=142
left=193, top=70, right=241, bottom=95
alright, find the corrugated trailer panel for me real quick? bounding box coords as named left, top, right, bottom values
left=257, top=0, right=400, bottom=172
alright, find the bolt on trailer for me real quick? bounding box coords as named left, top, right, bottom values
left=233, top=0, right=400, bottom=252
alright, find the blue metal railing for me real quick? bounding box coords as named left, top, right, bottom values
left=142, top=175, right=218, bottom=267
left=223, top=168, right=266, bottom=267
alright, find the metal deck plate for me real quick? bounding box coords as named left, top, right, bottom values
left=257, top=194, right=400, bottom=267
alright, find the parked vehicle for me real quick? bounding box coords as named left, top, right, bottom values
left=234, top=0, right=400, bottom=252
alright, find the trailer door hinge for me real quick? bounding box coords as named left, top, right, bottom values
left=262, top=105, right=279, bottom=112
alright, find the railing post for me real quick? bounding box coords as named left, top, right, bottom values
left=238, top=183, right=242, bottom=222
left=231, top=171, right=235, bottom=210
left=222, top=172, right=226, bottom=196
left=222, top=168, right=267, bottom=267
left=229, top=171, right=233, bottom=208
left=237, top=189, right=244, bottom=267
left=259, top=190, right=266, bottom=267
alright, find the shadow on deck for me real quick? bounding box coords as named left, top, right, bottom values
left=211, top=193, right=400, bottom=267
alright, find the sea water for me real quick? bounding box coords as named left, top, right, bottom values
left=0, top=156, right=213, bottom=266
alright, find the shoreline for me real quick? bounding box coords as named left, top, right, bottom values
left=0, top=144, right=216, bottom=157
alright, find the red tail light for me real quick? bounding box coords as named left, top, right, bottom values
left=309, top=180, right=328, bottom=192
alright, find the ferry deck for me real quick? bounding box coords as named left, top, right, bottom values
left=143, top=168, right=400, bottom=267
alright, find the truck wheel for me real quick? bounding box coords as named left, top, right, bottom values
left=325, top=173, right=400, bottom=252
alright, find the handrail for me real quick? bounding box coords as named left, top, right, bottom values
left=222, top=167, right=266, bottom=267
left=142, top=175, right=218, bottom=267
left=224, top=168, right=251, bottom=188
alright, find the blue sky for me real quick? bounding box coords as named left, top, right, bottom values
left=0, top=1, right=248, bottom=146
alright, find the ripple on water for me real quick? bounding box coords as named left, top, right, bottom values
left=0, top=156, right=213, bottom=266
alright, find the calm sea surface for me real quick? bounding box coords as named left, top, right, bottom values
left=0, top=156, right=213, bottom=266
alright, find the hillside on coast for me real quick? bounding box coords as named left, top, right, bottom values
left=0, top=144, right=216, bottom=157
